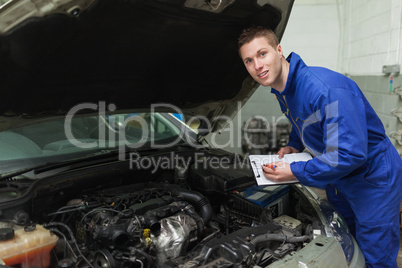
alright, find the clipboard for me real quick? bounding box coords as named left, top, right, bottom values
left=249, top=152, right=312, bottom=185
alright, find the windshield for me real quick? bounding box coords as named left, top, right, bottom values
left=0, top=113, right=191, bottom=173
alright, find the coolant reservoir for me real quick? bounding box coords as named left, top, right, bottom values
left=0, top=224, right=58, bottom=267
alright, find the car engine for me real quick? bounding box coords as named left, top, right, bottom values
left=0, top=154, right=325, bottom=268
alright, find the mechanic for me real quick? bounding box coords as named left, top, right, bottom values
left=238, top=26, right=402, bottom=268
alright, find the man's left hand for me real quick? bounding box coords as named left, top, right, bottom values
left=261, top=162, right=297, bottom=182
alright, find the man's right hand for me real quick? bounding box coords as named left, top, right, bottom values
left=277, top=146, right=299, bottom=159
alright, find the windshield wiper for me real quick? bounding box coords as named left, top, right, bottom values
left=0, top=149, right=121, bottom=181
left=0, top=143, right=206, bottom=182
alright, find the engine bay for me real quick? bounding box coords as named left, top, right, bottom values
left=0, top=153, right=327, bottom=268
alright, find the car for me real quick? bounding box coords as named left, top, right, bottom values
left=0, top=0, right=366, bottom=267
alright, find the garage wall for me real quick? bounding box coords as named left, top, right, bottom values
left=338, top=0, right=402, bottom=75
left=280, top=0, right=340, bottom=71
left=338, top=0, right=402, bottom=154
left=351, top=75, right=401, bottom=140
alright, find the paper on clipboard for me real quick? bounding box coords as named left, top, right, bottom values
left=249, top=152, right=312, bottom=186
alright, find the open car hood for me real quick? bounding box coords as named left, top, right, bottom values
left=0, top=0, right=293, bottom=132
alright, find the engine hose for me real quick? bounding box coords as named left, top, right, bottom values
left=44, top=222, right=95, bottom=268
left=134, top=249, right=156, bottom=268
left=250, top=233, right=311, bottom=247
left=168, top=186, right=212, bottom=224
left=48, top=228, right=69, bottom=259
left=175, top=201, right=205, bottom=231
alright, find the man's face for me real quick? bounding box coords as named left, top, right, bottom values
left=240, top=37, right=283, bottom=88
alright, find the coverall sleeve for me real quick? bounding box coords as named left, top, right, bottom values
left=290, top=87, right=368, bottom=189
left=287, top=127, right=304, bottom=152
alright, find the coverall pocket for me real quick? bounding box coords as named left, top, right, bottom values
left=362, top=153, right=388, bottom=188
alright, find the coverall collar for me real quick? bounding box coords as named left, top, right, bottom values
left=270, top=52, right=307, bottom=95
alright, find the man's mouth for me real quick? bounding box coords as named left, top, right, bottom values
left=258, top=70, right=268, bottom=78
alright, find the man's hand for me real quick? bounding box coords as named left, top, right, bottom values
left=277, top=146, right=299, bottom=159
left=261, top=162, right=296, bottom=182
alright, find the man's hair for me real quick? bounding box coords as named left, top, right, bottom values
left=238, top=26, right=279, bottom=50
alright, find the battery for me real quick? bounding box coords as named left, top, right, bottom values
left=243, top=185, right=290, bottom=218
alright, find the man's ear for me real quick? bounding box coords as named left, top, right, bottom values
left=277, top=44, right=283, bottom=57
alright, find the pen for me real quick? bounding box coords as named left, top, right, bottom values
left=263, top=164, right=276, bottom=170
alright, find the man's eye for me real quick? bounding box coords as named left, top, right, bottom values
left=260, top=52, right=266, bottom=57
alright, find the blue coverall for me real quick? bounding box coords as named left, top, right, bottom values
left=271, top=52, right=402, bottom=268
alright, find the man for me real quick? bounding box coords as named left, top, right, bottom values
left=238, top=26, right=402, bottom=268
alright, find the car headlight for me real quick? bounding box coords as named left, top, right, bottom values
left=322, top=205, right=354, bottom=263
left=301, top=186, right=354, bottom=264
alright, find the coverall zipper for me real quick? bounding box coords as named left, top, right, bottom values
left=278, top=96, right=338, bottom=194
left=276, top=95, right=315, bottom=155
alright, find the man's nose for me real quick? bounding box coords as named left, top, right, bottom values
left=254, top=59, right=263, bottom=70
